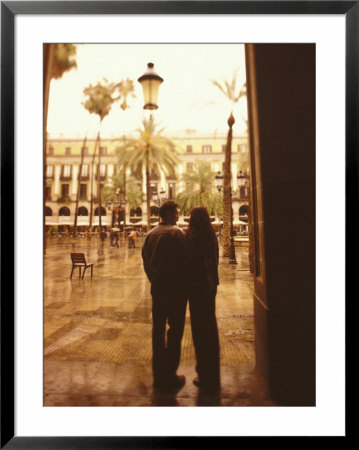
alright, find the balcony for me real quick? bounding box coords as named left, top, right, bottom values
left=57, top=197, right=71, bottom=203
left=232, top=193, right=249, bottom=202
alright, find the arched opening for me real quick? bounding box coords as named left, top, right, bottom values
left=130, top=207, right=142, bottom=217
left=94, top=206, right=106, bottom=216
left=150, top=206, right=159, bottom=217
left=58, top=206, right=70, bottom=216
left=78, top=206, right=88, bottom=216
left=239, top=204, right=248, bottom=220
left=45, top=206, right=52, bottom=216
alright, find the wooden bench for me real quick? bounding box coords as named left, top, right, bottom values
left=70, top=253, right=94, bottom=279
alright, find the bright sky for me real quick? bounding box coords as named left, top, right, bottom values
left=47, top=43, right=248, bottom=138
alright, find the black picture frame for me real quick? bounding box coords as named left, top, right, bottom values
left=1, top=1, right=353, bottom=447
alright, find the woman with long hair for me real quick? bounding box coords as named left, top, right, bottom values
left=185, top=206, right=220, bottom=393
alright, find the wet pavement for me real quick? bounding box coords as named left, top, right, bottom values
left=44, top=235, right=276, bottom=406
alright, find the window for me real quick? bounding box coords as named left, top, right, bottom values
left=168, top=183, right=176, bottom=199
left=46, top=165, right=54, bottom=178
left=65, top=147, right=71, bottom=156
left=100, top=146, right=107, bottom=156
left=97, top=164, right=106, bottom=178
left=150, top=163, right=159, bottom=179
left=202, top=145, right=212, bottom=153
left=81, top=164, right=89, bottom=177
left=150, top=183, right=158, bottom=198
left=80, top=184, right=87, bottom=199
left=186, top=145, right=193, bottom=153
left=48, top=147, right=54, bottom=156
left=62, top=165, right=72, bottom=178
left=61, top=184, right=69, bottom=199
left=45, top=187, right=52, bottom=201
left=186, top=162, right=193, bottom=170
left=238, top=144, right=247, bottom=153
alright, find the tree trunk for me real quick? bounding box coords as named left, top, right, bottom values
left=43, top=44, right=55, bottom=253
left=247, top=179, right=256, bottom=274
left=98, top=131, right=102, bottom=231
left=146, top=150, right=151, bottom=232
left=123, top=171, right=127, bottom=231
left=222, top=113, right=235, bottom=257
left=89, top=135, right=99, bottom=232
left=73, top=135, right=87, bottom=236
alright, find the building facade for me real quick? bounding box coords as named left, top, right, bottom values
left=45, top=130, right=250, bottom=231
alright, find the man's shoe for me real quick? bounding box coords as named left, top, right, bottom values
left=193, top=377, right=220, bottom=394
left=154, top=375, right=186, bottom=392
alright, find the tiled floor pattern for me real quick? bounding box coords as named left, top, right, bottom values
left=44, top=236, right=275, bottom=406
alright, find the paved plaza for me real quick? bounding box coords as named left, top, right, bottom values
left=44, top=234, right=275, bottom=406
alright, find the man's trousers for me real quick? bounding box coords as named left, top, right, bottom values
left=151, top=285, right=187, bottom=386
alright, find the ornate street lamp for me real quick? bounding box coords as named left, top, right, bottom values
left=138, top=63, right=163, bottom=232
left=152, top=187, right=166, bottom=206
left=215, top=171, right=224, bottom=192
left=237, top=170, right=245, bottom=199
left=152, top=190, right=158, bottom=204
left=138, top=62, right=164, bottom=110
left=106, top=188, right=126, bottom=229
left=215, top=171, right=237, bottom=264
left=106, top=188, right=119, bottom=227
left=159, top=187, right=166, bottom=203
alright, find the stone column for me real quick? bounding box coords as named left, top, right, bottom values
left=53, top=165, right=61, bottom=199
left=142, top=166, right=147, bottom=224
left=232, top=162, right=238, bottom=192
left=72, top=165, right=78, bottom=200
left=160, top=170, right=166, bottom=196
left=178, top=163, right=184, bottom=193
left=108, top=164, right=114, bottom=178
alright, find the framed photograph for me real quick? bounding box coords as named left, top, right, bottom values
left=1, top=1, right=353, bottom=446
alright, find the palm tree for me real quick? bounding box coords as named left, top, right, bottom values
left=82, top=78, right=135, bottom=232
left=176, top=161, right=223, bottom=217
left=44, top=44, right=77, bottom=141
left=212, top=71, right=246, bottom=256
left=44, top=44, right=77, bottom=246
left=116, top=116, right=179, bottom=231
left=73, top=135, right=87, bottom=236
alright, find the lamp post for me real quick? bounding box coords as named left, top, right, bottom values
left=237, top=170, right=246, bottom=201
left=138, top=63, right=164, bottom=110
left=152, top=187, right=166, bottom=206
left=107, top=188, right=121, bottom=227
left=215, top=171, right=237, bottom=264
left=138, top=62, right=164, bottom=231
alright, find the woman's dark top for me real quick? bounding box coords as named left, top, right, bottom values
left=185, top=231, right=219, bottom=292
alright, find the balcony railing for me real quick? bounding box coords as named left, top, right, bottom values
left=57, top=196, right=71, bottom=203
left=232, top=193, right=249, bottom=201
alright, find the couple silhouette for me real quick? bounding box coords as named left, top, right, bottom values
left=142, top=200, right=220, bottom=396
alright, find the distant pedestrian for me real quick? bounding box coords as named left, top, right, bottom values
left=185, top=206, right=220, bottom=394
left=114, top=231, right=120, bottom=248
left=128, top=230, right=137, bottom=248
left=142, top=201, right=187, bottom=391
left=110, top=230, right=116, bottom=247
left=100, top=230, right=107, bottom=247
